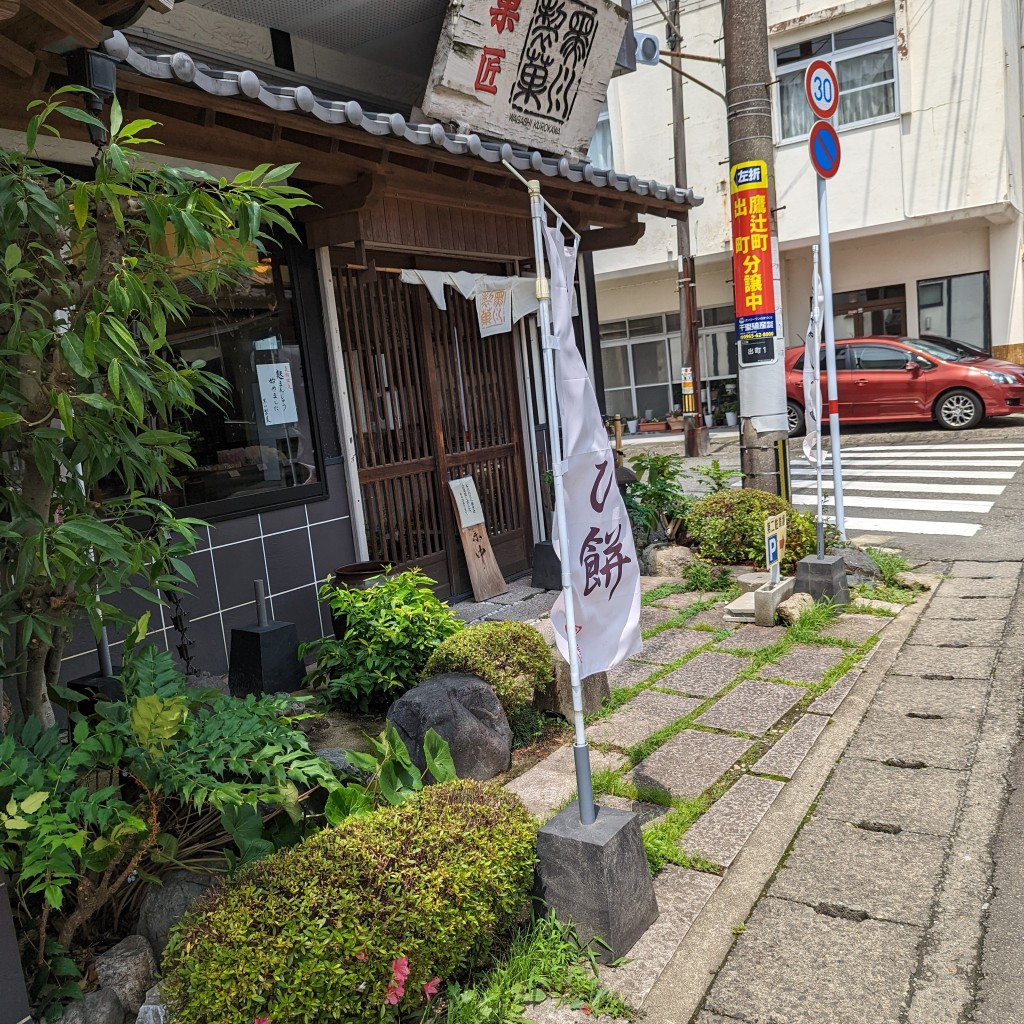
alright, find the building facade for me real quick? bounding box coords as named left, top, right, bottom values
left=593, top=0, right=1024, bottom=423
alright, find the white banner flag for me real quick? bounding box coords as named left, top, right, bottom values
left=802, top=270, right=825, bottom=467
left=543, top=226, right=642, bottom=677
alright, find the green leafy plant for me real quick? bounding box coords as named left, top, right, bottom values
left=301, top=568, right=463, bottom=711
left=691, top=459, right=742, bottom=494
left=625, top=451, right=692, bottom=546
left=865, top=547, right=911, bottom=586
left=423, top=622, right=552, bottom=716
left=162, top=780, right=538, bottom=1024
left=508, top=707, right=549, bottom=749
left=0, top=635, right=338, bottom=1019
left=687, top=489, right=817, bottom=573
left=0, top=90, right=309, bottom=728
left=680, top=558, right=733, bottom=592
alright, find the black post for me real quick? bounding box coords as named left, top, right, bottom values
left=0, top=871, right=32, bottom=1024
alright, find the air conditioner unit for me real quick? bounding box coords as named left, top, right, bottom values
left=635, top=32, right=661, bottom=66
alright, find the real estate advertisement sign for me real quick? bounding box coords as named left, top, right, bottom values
left=729, top=160, right=778, bottom=367
left=421, top=0, right=628, bottom=158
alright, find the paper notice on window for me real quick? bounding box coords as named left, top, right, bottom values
left=449, top=476, right=486, bottom=528
left=257, top=362, right=298, bottom=426
left=476, top=287, right=512, bottom=337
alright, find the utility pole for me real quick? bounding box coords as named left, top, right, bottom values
left=723, top=0, right=789, bottom=494
left=666, top=0, right=709, bottom=457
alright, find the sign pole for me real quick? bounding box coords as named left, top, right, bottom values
left=816, top=175, right=847, bottom=539
left=527, top=178, right=597, bottom=827
left=811, top=244, right=825, bottom=559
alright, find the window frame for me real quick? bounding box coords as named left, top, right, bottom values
left=773, top=17, right=900, bottom=144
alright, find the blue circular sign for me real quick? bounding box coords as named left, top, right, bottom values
left=809, top=121, right=841, bottom=179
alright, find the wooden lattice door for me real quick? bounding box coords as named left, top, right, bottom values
left=333, top=269, right=532, bottom=599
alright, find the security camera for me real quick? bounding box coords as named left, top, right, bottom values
left=635, top=32, right=661, bottom=66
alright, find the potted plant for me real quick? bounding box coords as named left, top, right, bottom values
left=665, top=407, right=685, bottom=432
left=722, top=397, right=739, bottom=427
left=627, top=415, right=639, bottom=434
left=638, top=416, right=666, bottom=433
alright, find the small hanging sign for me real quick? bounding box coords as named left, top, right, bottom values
left=257, top=362, right=298, bottom=426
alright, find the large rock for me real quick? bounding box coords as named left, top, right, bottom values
left=778, top=592, right=814, bottom=625
left=641, top=542, right=695, bottom=577
left=830, top=546, right=882, bottom=583
left=93, top=935, right=155, bottom=1015
left=534, top=656, right=609, bottom=721
left=56, top=989, right=125, bottom=1024
left=136, top=871, right=218, bottom=960
left=387, top=674, right=512, bottom=781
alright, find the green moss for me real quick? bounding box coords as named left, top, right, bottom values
left=424, top=622, right=553, bottom=716
left=162, top=780, right=536, bottom=1024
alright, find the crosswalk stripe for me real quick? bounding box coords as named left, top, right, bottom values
left=792, top=468, right=1014, bottom=480
left=792, top=493, right=993, bottom=513
left=821, top=451, right=1024, bottom=460
left=843, top=443, right=1024, bottom=452
left=790, top=480, right=1005, bottom=496
left=823, top=458, right=1023, bottom=468
left=839, top=516, right=982, bottom=538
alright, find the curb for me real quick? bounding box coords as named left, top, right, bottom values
left=638, top=586, right=936, bottom=1023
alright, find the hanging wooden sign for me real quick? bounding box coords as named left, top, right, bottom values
left=448, top=477, right=508, bottom=601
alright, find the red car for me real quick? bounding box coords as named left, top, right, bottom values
left=785, top=335, right=1024, bottom=435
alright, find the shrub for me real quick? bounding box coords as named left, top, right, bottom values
left=301, top=568, right=463, bottom=711
left=162, top=780, right=537, bottom=1024
left=423, top=622, right=553, bottom=716
left=687, top=489, right=816, bottom=573
left=625, top=451, right=692, bottom=545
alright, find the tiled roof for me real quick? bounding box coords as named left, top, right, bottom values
left=102, top=31, right=701, bottom=209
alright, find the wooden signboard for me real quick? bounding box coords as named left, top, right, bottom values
left=448, top=477, right=508, bottom=602
left=0, top=871, right=31, bottom=1024
left=421, top=0, right=628, bottom=159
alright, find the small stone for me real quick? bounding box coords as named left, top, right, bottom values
left=56, top=989, right=125, bottom=1024
left=831, top=546, right=884, bottom=581
left=135, top=986, right=167, bottom=1024
left=94, top=935, right=156, bottom=1015
left=387, top=673, right=512, bottom=781
left=642, top=542, right=696, bottom=576
left=778, top=592, right=814, bottom=625
left=894, top=571, right=933, bottom=591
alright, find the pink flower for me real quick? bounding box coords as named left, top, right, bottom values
left=391, top=957, right=410, bottom=985
left=254, top=1018, right=272, bottom=1024
left=354, top=950, right=367, bottom=961
left=385, top=984, right=403, bottom=1005
left=423, top=977, right=440, bottom=1001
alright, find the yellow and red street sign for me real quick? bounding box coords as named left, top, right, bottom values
left=729, top=160, right=777, bottom=365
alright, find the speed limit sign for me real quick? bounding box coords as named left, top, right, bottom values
left=805, top=59, right=839, bottom=120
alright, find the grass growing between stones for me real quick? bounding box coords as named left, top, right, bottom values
left=641, top=587, right=740, bottom=640
left=440, top=912, right=635, bottom=1023
left=866, top=547, right=911, bottom=585
left=853, top=581, right=916, bottom=606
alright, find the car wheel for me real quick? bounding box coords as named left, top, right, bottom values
left=786, top=400, right=805, bottom=438
left=934, top=388, right=984, bottom=430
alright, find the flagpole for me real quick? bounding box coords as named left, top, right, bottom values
left=527, top=177, right=597, bottom=827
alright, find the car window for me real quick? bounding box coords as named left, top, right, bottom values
left=793, top=346, right=848, bottom=371
left=850, top=344, right=909, bottom=370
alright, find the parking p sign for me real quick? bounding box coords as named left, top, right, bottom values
left=764, top=512, right=787, bottom=584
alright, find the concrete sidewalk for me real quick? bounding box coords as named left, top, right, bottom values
left=644, top=559, right=1024, bottom=1024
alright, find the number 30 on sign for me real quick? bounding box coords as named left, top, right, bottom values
left=804, top=59, right=839, bottom=120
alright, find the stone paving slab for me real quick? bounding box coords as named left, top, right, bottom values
left=808, top=669, right=862, bottom=717
left=759, top=643, right=849, bottom=684
left=925, top=596, right=1013, bottom=619
left=504, top=745, right=628, bottom=821
left=599, top=867, right=720, bottom=1006
left=771, top=815, right=948, bottom=927
left=490, top=582, right=546, bottom=605
left=951, top=560, right=1021, bottom=578
left=938, top=575, right=1017, bottom=598
left=703, top=897, right=923, bottom=1024
left=851, top=597, right=906, bottom=615
left=686, top=608, right=738, bottom=630
left=525, top=999, right=626, bottom=1024
left=598, top=795, right=670, bottom=828
left=694, top=1015, right=736, bottom=1024
left=718, top=623, right=787, bottom=651
left=679, top=775, right=784, bottom=867
left=486, top=593, right=559, bottom=622
left=607, top=658, right=660, bottom=690
left=640, top=606, right=680, bottom=631
left=752, top=713, right=829, bottom=778
left=889, top=643, right=997, bottom=680
left=816, top=757, right=964, bottom=836
left=640, top=627, right=715, bottom=665
left=845, top=708, right=979, bottom=771
left=632, top=731, right=751, bottom=799
left=454, top=600, right=501, bottom=622
left=641, top=575, right=678, bottom=592
left=588, top=691, right=700, bottom=749
left=654, top=591, right=709, bottom=610
left=820, top=613, right=890, bottom=644
left=656, top=652, right=749, bottom=697
left=906, top=617, right=1005, bottom=647
left=872, top=676, right=990, bottom=720
left=697, top=680, right=803, bottom=737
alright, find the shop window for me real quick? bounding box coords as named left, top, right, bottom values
left=917, top=271, right=991, bottom=352
left=160, top=255, right=324, bottom=516
left=776, top=16, right=897, bottom=142
left=587, top=103, right=614, bottom=170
